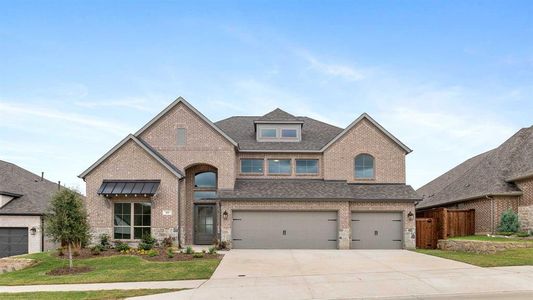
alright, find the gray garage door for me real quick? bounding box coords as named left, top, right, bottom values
left=232, top=211, right=338, bottom=249
left=351, top=212, right=403, bottom=249
left=0, top=228, right=28, bottom=258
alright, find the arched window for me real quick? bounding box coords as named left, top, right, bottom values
left=354, top=154, right=374, bottom=179
left=194, top=171, right=217, bottom=200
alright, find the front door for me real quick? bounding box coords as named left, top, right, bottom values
left=194, top=204, right=216, bottom=244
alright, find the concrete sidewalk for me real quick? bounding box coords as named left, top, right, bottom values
left=0, top=279, right=206, bottom=293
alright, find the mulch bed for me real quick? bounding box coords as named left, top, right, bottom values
left=55, top=248, right=224, bottom=261
left=46, top=266, right=93, bottom=276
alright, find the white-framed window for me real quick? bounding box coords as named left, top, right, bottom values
left=268, top=159, right=292, bottom=174
left=241, top=159, right=264, bottom=174
left=114, top=202, right=151, bottom=240
left=281, top=129, right=297, bottom=138
left=260, top=128, right=277, bottom=138
left=295, top=159, right=318, bottom=174
left=354, top=154, right=375, bottom=179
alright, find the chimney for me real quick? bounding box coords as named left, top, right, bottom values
left=41, top=172, right=44, bottom=181
left=57, top=181, right=61, bottom=191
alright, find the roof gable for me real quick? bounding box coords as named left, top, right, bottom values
left=320, top=113, right=412, bottom=153
left=78, top=134, right=184, bottom=179
left=255, top=108, right=304, bottom=123
left=135, top=97, right=238, bottom=146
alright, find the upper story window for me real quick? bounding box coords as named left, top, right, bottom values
left=354, top=154, right=374, bottom=179
left=256, top=124, right=301, bottom=142
left=295, top=159, right=318, bottom=174
left=177, top=128, right=186, bottom=146
left=194, top=171, right=217, bottom=200
left=260, top=128, right=277, bottom=138
left=241, top=159, right=264, bottom=174
left=268, top=159, right=291, bottom=175
left=281, top=129, right=297, bottom=138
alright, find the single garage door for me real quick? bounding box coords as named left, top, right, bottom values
left=351, top=212, right=403, bottom=249
left=232, top=211, right=338, bottom=249
left=0, top=228, right=28, bottom=258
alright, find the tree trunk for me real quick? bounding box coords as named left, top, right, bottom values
left=68, top=242, right=73, bottom=269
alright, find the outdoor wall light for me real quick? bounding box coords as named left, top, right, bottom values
left=407, top=211, right=414, bottom=221
left=222, top=210, right=229, bottom=220
left=30, top=227, right=37, bottom=235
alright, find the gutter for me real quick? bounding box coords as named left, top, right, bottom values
left=416, top=191, right=523, bottom=210
left=506, top=173, right=533, bottom=183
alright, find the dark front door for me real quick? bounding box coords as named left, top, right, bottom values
left=0, top=228, right=28, bottom=258
left=194, top=205, right=216, bottom=244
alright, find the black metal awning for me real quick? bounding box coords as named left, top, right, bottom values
left=97, top=180, right=161, bottom=197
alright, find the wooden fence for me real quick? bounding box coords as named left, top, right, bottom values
left=415, top=218, right=437, bottom=249
left=416, top=208, right=475, bottom=249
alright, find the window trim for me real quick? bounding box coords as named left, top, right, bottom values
left=280, top=128, right=298, bottom=139
left=267, top=159, right=292, bottom=175
left=259, top=128, right=277, bottom=139
left=113, top=202, right=151, bottom=241
left=240, top=158, right=265, bottom=175
left=295, top=159, right=319, bottom=175
left=354, top=153, right=375, bottom=180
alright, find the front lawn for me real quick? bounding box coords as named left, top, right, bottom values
left=0, top=252, right=221, bottom=285
left=450, top=235, right=533, bottom=243
left=416, top=248, right=533, bottom=267
left=0, top=289, right=181, bottom=300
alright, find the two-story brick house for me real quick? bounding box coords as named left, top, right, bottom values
left=79, top=97, right=419, bottom=249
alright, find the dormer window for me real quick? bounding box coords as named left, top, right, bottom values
left=260, top=128, right=277, bottom=138
left=256, top=124, right=301, bottom=142
left=281, top=129, right=297, bottom=138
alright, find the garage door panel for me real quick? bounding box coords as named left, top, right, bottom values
left=351, top=212, right=403, bottom=249
left=232, top=211, right=337, bottom=249
left=0, top=228, right=28, bottom=258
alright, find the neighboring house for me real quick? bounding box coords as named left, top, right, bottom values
left=417, top=126, right=533, bottom=234
left=79, top=97, right=419, bottom=249
left=0, top=160, right=60, bottom=258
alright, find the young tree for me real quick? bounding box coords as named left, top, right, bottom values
left=45, top=188, right=90, bottom=269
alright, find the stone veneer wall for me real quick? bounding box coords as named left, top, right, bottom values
left=517, top=178, right=533, bottom=231
left=438, top=239, right=533, bottom=254
left=323, top=118, right=406, bottom=184
left=220, top=200, right=416, bottom=250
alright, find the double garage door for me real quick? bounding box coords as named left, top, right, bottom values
left=232, top=211, right=403, bottom=249
left=0, top=228, right=28, bottom=258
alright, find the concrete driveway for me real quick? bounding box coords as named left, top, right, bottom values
left=134, top=250, right=533, bottom=300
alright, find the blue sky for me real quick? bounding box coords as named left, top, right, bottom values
left=1, top=1, right=532, bottom=194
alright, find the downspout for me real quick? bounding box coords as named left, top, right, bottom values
left=178, top=177, right=184, bottom=248
left=486, top=195, right=494, bottom=233
left=41, top=216, right=45, bottom=252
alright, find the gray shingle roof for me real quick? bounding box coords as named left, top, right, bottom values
left=255, top=108, right=304, bottom=122
left=417, top=126, right=533, bottom=209
left=0, top=160, right=61, bottom=215
left=218, top=179, right=420, bottom=201
left=215, top=116, right=343, bottom=151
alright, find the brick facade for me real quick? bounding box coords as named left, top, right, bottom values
left=82, top=99, right=415, bottom=249
left=323, top=119, right=406, bottom=183
left=517, top=178, right=533, bottom=231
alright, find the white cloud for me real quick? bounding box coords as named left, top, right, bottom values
left=294, top=49, right=365, bottom=81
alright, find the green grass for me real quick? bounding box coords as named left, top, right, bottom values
left=0, top=289, right=181, bottom=300
left=449, top=235, right=533, bottom=243
left=416, top=248, right=533, bottom=267
left=0, top=252, right=221, bottom=286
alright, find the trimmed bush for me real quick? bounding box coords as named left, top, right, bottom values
left=498, top=209, right=520, bottom=233
left=208, top=246, right=217, bottom=254
left=147, top=249, right=159, bottom=257
left=90, top=245, right=103, bottom=255
left=167, top=247, right=175, bottom=258
left=138, top=234, right=157, bottom=250
left=193, top=253, right=204, bottom=258
left=115, top=241, right=130, bottom=252
left=185, top=246, right=194, bottom=254
left=99, top=234, right=111, bottom=249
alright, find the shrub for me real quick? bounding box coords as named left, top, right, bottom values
left=138, top=234, right=156, bottom=250
left=202, top=249, right=206, bottom=254
left=57, top=247, right=65, bottom=256
left=99, top=234, right=111, bottom=249
left=498, top=209, right=520, bottom=233
left=167, top=248, right=174, bottom=258
left=185, top=246, right=194, bottom=254
left=208, top=247, right=217, bottom=255
left=90, top=245, right=103, bottom=255
left=517, top=231, right=530, bottom=237
left=147, top=249, right=159, bottom=257
left=193, top=253, right=204, bottom=258
left=115, top=241, right=130, bottom=252
left=162, top=236, right=174, bottom=248
left=215, top=240, right=228, bottom=250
